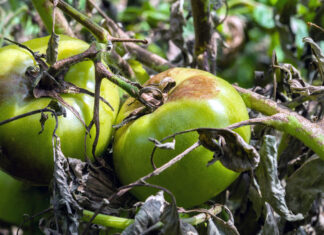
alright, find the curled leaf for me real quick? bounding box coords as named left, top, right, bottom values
left=47, top=100, right=67, bottom=117
left=122, top=191, right=197, bottom=235
left=122, top=191, right=167, bottom=235
left=46, top=33, right=60, bottom=66
left=38, top=112, right=48, bottom=134
left=115, top=77, right=176, bottom=128
left=255, top=135, right=303, bottom=222
left=303, top=37, right=324, bottom=80
left=160, top=201, right=198, bottom=235
left=288, top=78, right=324, bottom=96
left=197, top=128, right=260, bottom=172
left=50, top=137, right=82, bottom=234
left=207, top=210, right=240, bottom=235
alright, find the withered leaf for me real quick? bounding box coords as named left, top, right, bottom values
left=255, top=135, right=303, bottom=221
left=38, top=112, right=48, bottom=134
left=46, top=33, right=60, bottom=66
left=47, top=99, right=67, bottom=117
left=197, top=128, right=260, bottom=172
left=160, top=201, right=197, bottom=235
left=122, top=191, right=197, bottom=235
left=260, top=203, right=280, bottom=235
left=303, top=37, right=324, bottom=80
left=286, top=155, right=324, bottom=215
left=51, top=138, right=82, bottom=234
left=122, top=191, right=166, bottom=235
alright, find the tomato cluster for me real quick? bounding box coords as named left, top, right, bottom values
left=0, top=36, right=250, bottom=224
left=0, top=35, right=120, bottom=185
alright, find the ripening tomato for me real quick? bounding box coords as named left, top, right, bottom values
left=0, top=35, right=119, bottom=185
left=113, top=68, right=250, bottom=208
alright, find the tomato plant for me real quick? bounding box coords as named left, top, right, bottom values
left=113, top=68, right=251, bottom=208
left=0, top=35, right=120, bottom=185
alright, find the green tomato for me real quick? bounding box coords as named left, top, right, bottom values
left=113, top=68, right=250, bottom=208
left=0, top=35, right=120, bottom=185
left=0, top=170, right=49, bottom=226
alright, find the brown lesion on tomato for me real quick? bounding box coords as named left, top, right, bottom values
left=146, top=69, right=175, bottom=85
left=168, top=76, right=219, bottom=101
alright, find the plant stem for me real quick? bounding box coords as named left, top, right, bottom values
left=50, top=0, right=109, bottom=42
left=95, top=61, right=140, bottom=98
left=191, top=0, right=212, bottom=56
left=191, top=0, right=213, bottom=71
left=89, top=0, right=174, bottom=72
left=82, top=204, right=222, bottom=230
left=263, top=113, right=324, bottom=157
left=50, top=0, right=172, bottom=72
left=48, top=42, right=141, bottom=98
left=181, top=205, right=222, bottom=225
left=82, top=210, right=134, bottom=230
left=234, top=85, right=290, bottom=115
left=234, top=85, right=324, bottom=157
left=32, top=0, right=74, bottom=36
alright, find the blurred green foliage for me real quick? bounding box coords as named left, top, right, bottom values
left=114, top=0, right=323, bottom=87
left=0, top=0, right=40, bottom=46
left=1, top=0, right=323, bottom=88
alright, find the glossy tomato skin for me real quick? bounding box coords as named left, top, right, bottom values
left=0, top=170, right=50, bottom=226
left=0, top=35, right=119, bottom=185
left=113, top=68, right=250, bottom=208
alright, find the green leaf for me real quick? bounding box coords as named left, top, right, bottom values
left=253, top=4, right=275, bottom=29
left=309, top=0, right=322, bottom=8
left=320, top=41, right=324, bottom=52
left=290, top=17, right=308, bottom=50
left=269, top=0, right=278, bottom=5
left=269, top=32, right=284, bottom=61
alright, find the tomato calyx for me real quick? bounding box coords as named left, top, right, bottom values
left=138, top=76, right=176, bottom=110
left=113, top=77, right=176, bottom=129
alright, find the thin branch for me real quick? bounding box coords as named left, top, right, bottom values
left=32, top=0, right=75, bottom=36
left=307, top=22, right=324, bottom=33
left=50, top=0, right=173, bottom=72
left=284, top=92, right=324, bottom=109
left=95, top=61, right=140, bottom=98
left=51, top=0, right=147, bottom=44
left=111, top=141, right=201, bottom=199
left=109, top=50, right=136, bottom=80
left=0, top=108, right=57, bottom=126
left=101, top=19, right=174, bottom=72
left=234, top=85, right=324, bottom=157
left=49, top=43, right=99, bottom=73
left=52, top=0, right=109, bottom=42
left=90, top=71, right=102, bottom=160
